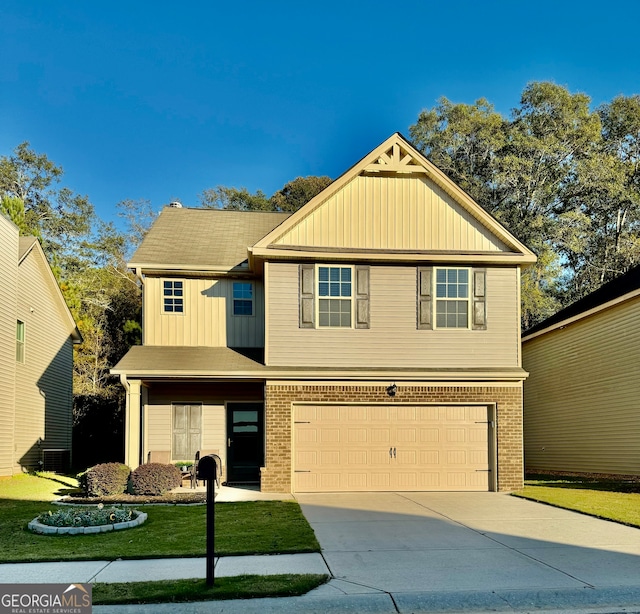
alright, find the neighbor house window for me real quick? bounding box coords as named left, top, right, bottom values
left=435, top=268, right=469, bottom=328
left=163, top=280, right=184, bottom=313
left=16, top=320, right=25, bottom=363
left=318, top=266, right=352, bottom=327
left=233, top=282, right=253, bottom=316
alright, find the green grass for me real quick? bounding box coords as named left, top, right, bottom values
left=513, top=473, right=640, bottom=527
left=92, top=574, right=329, bottom=605
left=0, top=473, right=320, bottom=563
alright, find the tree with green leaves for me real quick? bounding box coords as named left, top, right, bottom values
left=270, top=175, right=332, bottom=211
left=199, top=175, right=333, bottom=212
left=199, top=186, right=272, bottom=210
left=410, top=82, right=640, bottom=328
left=0, top=142, right=94, bottom=268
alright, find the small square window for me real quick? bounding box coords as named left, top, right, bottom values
left=163, top=280, right=184, bottom=313
left=233, top=282, right=253, bottom=316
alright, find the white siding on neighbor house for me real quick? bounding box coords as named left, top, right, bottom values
left=523, top=297, right=640, bottom=475
left=273, top=174, right=511, bottom=253
left=143, top=277, right=265, bottom=347
left=14, top=248, right=74, bottom=473
left=0, top=216, right=18, bottom=476
left=266, top=262, right=520, bottom=368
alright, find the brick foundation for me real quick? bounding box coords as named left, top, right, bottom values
left=261, top=383, right=523, bottom=493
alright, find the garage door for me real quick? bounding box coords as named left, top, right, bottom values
left=293, top=405, right=491, bottom=492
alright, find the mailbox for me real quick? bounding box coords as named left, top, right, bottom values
left=197, top=453, right=222, bottom=587
left=197, top=454, right=220, bottom=482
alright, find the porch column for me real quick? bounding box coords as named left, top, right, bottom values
left=121, top=376, right=142, bottom=469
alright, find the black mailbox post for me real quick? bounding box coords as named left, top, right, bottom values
left=197, top=454, right=221, bottom=586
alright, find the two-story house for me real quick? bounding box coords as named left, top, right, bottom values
left=0, top=213, right=82, bottom=476
left=112, top=133, right=536, bottom=493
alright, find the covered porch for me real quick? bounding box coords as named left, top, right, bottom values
left=112, top=346, right=268, bottom=485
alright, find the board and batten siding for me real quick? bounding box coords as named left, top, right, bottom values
left=143, top=277, right=264, bottom=347
left=145, top=383, right=264, bottom=481
left=0, top=216, right=18, bottom=476
left=272, top=174, right=511, bottom=253
left=523, top=297, right=640, bottom=475
left=266, top=262, right=520, bottom=368
left=14, top=248, right=74, bottom=473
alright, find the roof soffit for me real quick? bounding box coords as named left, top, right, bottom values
left=252, top=133, right=536, bottom=262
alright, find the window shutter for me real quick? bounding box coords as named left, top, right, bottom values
left=417, top=267, right=433, bottom=330
left=173, top=405, right=187, bottom=460
left=173, top=404, right=202, bottom=460
left=472, top=268, right=487, bottom=330
left=299, top=264, right=315, bottom=328
left=355, top=266, right=370, bottom=329
left=188, top=405, right=202, bottom=459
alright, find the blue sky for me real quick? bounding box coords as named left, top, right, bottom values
left=1, top=1, right=639, bottom=226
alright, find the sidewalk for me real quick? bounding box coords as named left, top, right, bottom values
left=0, top=552, right=329, bottom=584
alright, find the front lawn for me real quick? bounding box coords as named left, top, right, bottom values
left=513, top=473, right=640, bottom=528
left=93, top=574, right=329, bottom=605
left=0, top=473, right=320, bottom=563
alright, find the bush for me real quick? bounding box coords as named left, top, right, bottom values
left=80, top=463, right=130, bottom=497
left=130, top=463, right=182, bottom=496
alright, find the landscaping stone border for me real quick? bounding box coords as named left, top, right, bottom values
left=28, top=511, right=147, bottom=535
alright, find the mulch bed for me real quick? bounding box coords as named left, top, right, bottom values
left=59, top=491, right=207, bottom=505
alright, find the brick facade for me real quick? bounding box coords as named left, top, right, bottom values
left=261, top=383, right=523, bottom=493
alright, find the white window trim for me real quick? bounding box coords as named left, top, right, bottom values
left=232, top=281, right=255, bottom=317
left=162, top=279, right=185, bottom=315
left=315, top=264, right=355, bottom=329
left=433, top=267, right=472, bottom=330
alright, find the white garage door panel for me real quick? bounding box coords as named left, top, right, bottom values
left=294, top=405, right=490, bottom=492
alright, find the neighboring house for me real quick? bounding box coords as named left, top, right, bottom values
left=522, top=265, right=640, bottom=476
left=112, top=133, right=536, bottom=493
left=0, top=214, right=82, bottom=476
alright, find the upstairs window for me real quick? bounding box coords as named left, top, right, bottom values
left=435, top=268, right=469, bottom=329
left=233, top=282, right=254, bottom=316
left=318, top=266, right=352, bottom=327
left=163, top=280, right=184, bottom=313
left=16, top=320, right=25, bottom=363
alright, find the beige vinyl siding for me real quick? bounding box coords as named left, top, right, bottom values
left=523, top=297, right=640, bottom=474
left=145, top=382, right=264, bottom=481
left=267, top=263, right=519, bottom=368
left=14, top=249, right=74, bottom=472
left=144, top=277, right=264, bottom=347
left=273, top=175, right=510, bottom=253
left=0, top=216, right=18, bottom=476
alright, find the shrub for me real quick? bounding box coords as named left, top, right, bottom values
left=81, top=463, right=130, bottom=497
left=130, top=463, right=182, bottom=496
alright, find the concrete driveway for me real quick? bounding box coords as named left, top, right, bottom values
left=295, top=491, right=640, bottom=612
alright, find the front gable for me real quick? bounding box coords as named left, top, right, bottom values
left=252, top=133, right=535, bottom=265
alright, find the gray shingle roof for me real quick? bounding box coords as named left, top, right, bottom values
left=524, top=264, right=640, bottom=337
left=129, top=207, right=291, bottom=270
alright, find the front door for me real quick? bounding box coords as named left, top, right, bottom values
left=226, top=403, right=264, bottom=483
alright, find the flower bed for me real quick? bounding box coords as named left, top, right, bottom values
left=28, top=505, right=147, bottom=535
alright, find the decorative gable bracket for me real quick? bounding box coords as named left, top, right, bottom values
left=364, top=143, right=428, bottom=175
